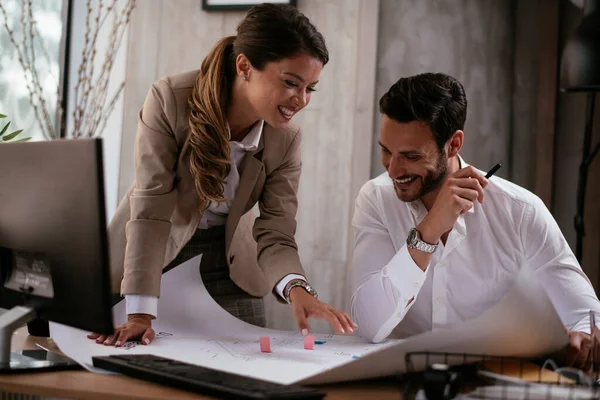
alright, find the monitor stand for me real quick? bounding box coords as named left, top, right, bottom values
left=0, top=306, right=80, bottom=373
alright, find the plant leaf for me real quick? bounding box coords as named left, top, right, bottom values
left=0, top=121, right=10, bottom=137
left=12, top=137, right=31, bottom=142
left=0, top=114, right=6, bottom=118
left=3, top=129, right=23, bottom=141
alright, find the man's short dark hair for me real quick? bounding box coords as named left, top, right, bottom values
left=379, top=73, right=467, bottom=150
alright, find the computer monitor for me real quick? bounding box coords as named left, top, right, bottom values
left=0, top=138, right=114, bottom=372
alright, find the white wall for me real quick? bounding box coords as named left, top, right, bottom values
left=67, top=0, right=129, bottom=221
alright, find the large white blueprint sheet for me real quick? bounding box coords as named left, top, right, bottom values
left=50, top=255, right=568, bottom=385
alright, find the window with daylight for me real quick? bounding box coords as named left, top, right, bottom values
left=0, top=0, right=68, bottom=141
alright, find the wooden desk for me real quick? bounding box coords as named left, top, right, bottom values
left=0, top=328, right=401, bottom=399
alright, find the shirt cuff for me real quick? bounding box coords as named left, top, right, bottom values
left=275, top=273, right=307, bottom=301
left=125, top=294, right=158, bottom=319
left=372, top=245, right=428, bottom=343
left=386, top=245, right=428, bottom=294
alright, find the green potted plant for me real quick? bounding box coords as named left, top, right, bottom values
left=0, top=113, right=30, bottom=142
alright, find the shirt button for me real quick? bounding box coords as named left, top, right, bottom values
left=413, top=281, right=420, bottom=288
left=436, top=296, right=443, bottom=303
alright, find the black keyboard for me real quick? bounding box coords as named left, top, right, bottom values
left=92, top=354, right=325, bottom=400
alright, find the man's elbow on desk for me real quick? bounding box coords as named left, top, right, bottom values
left=353, top=316, right=397, bottom=344
left=350, top=294, right=402, bottom=344
left=350, top=276, right=422, bottom=343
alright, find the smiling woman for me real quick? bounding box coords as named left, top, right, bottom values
left=91, top=2, right=357, bottom=349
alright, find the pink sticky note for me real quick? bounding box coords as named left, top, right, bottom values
left=260, top=336, right=271, bottom=353
left=304, top=335, right=315, bottom=350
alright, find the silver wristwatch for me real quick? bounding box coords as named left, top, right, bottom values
left=406, top=228, right=438, bottom=254
left=284, top=281, right=318, bottom=304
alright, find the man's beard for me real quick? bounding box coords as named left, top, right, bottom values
left=395, top=151, right=448, bottom=203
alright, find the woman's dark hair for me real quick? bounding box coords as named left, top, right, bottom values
left=189, top=4, right=328, bottom=210
left=379, top=72, right=467, bottom=150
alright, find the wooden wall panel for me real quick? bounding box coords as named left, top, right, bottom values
left=118, top=0, right=163, bottom=201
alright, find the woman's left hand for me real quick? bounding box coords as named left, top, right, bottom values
left=288, top=286, right=357, bottom=336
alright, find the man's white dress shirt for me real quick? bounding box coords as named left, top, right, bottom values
left=350, top=159, right=600, bottom=343
left=127, top=121, right=304, bottom=317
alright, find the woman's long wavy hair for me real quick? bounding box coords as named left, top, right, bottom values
left=188, top=3, right=329, bottom=211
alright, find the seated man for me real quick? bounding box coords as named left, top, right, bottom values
left=350, top=72, right=600, bottom=368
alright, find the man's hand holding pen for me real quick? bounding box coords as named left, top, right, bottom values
left=418, top=165, right=494, bottom=245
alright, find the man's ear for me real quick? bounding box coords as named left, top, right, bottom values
left=447, top=130, right=464, bottom=158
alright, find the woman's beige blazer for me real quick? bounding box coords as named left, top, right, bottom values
left=108, top=69, right=305, bottom=300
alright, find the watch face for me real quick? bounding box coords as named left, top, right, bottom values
left=407, top=228, right=417, bottom=245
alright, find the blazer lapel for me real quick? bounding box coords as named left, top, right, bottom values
left=225, top=135, right=265, bottom=252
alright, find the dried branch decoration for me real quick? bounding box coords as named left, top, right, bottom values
left=0, top=0, right=136, bottom=139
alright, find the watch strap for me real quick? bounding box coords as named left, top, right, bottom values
left=412, top=239, right=437, bottom=253
left=284, top=281, right=318, bottom=304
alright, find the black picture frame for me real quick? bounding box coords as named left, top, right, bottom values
left=202, top=0, right=296, bottom=12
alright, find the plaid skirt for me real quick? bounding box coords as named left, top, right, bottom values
left=163, top=226, right=266, bottom=327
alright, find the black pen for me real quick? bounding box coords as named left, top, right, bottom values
left=485, top=163, right=502, bottom=179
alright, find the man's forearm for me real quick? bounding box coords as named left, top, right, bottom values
left=351, top=246, right=427, bottom=343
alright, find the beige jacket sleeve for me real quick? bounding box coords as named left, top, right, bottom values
left=253, top=128, right=306, bottom=293
left=121, top=79, right=178, bottom=297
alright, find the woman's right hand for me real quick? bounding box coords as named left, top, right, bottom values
left=87, top=314, right=155, bottom=347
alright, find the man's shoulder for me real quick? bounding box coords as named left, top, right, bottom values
left=356, top=173, right=399, bottom=214
left=485, top=174, right=544, bottom=211
left=359, top=172, right=394, bottom=197
left=463, top=159, right=542, bottom=211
